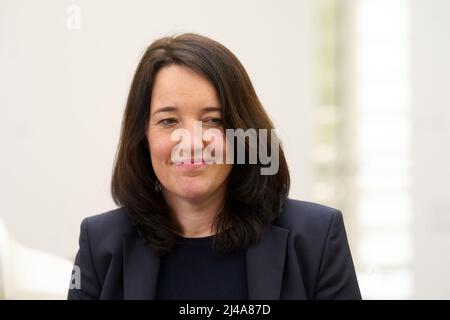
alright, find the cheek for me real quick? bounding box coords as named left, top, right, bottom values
left=148, top=130, right=174, bottom=163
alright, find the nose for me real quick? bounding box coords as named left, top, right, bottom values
left=184, top=119, right=206, bottom=161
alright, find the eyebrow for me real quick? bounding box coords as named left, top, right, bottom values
left=151, top=106, right=222, bottom=116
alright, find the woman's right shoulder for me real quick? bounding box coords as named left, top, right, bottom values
left=79, top=207, right=137, bottom=244
left=70, top=207, right=138, bottom=299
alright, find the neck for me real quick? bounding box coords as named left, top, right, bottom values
left=162, top=187, right=226, bottom=238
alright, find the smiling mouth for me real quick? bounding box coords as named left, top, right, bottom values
left=172, top=159, right=208, bottom=169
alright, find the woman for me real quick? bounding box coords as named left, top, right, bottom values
left=67, top=33, right=361, bottom=300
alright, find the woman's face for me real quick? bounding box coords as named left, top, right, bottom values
left=146, top=64, right=232, bottom=202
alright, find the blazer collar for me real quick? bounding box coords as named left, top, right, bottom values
left=122, top=224, right=289, bottom=300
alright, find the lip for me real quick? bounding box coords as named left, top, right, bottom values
left=173, top=160, right=208, bottom=169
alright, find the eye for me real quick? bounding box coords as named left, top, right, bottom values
left=203, top=117, right=222, bottom=126
left=159, top=118, right=178, bottom=127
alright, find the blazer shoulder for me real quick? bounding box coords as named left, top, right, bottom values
left=273, top=199, right=361, bottom=300
left=82, top=207, right=136, bottom=242
left=273, top=198, right=342, bottom=233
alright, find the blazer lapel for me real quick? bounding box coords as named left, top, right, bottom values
left=122, top=230, right=160, bottom=300
left=246, top=224, right=289, bottom=299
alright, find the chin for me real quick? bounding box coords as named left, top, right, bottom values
left=172, top=179, right=211, bottom=200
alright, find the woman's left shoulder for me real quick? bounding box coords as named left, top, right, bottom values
left=273, top=198, right=344, bottom=234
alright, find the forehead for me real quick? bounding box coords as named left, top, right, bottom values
left=151, top=64, right=219, bottom=106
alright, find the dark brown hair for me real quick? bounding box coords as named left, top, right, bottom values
left=111, top=33, right=290, bottom=255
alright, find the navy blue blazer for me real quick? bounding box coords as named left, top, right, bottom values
left=67, top=199, right=362, bottom=300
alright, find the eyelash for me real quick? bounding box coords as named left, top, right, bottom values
left=158, top=118, right=222, bottom=127
left=205, top=117, right=222, bottom=126
left=159, top=118, right=178, bottom=127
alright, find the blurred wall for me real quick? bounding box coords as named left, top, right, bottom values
left=0, top=0, right=316, bottom=260
left=411, top=0, right=450, bottom=299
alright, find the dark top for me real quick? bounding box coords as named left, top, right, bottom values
left=155, top=235, right=248, bottom=300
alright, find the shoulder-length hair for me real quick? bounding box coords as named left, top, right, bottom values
left=111, top=33, right=290, bottom=255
